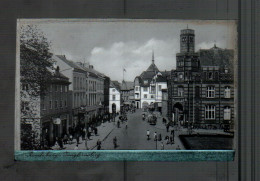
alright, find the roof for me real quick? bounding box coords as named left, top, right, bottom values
left=55, top=55, right=85, bottom=71
left=198, top=45, right=234, bottom=72
left=111, top=80, right=121, bottom=91
left=146, top=62, right=159, bottom=72
left=121, top=81, right=134, bottom=91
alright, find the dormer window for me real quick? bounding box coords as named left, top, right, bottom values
left=144, top=80, right=148, bottom=84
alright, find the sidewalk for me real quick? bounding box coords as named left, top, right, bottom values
left=52, top=117, right=120, bottom=150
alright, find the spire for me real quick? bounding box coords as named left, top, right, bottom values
left=214, top=40, right=217, bottom=48
left=152, top=50, right=154, bottom=64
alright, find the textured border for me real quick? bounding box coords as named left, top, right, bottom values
left=15, top=150, right=235, bottom=162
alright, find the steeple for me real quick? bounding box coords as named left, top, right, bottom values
left=152, top=50, right=154, bottom=64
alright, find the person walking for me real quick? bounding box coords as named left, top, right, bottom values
left=146, top=130, right=150, bottom=140
left=158, top=133, right=162, bottom=141
left=113, top=136, right=117, bottom=149
left=85, top=139, right=89, bottom=150
left=154, top=132, right=157, bottom=141
left=97, top=139, right=101, bottom=150
left=161, top=142, right=164, bottom=150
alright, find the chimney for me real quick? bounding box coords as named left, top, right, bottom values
left=89, top=65, right=94, bottom=69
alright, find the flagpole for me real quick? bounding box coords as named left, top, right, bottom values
left=123, top=68, right=124, bottom=81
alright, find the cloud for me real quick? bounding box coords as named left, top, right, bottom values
left=88, top=38, right=178, bottom=82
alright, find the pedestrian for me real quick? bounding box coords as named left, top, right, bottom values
left=171, top=129, right=175, bottom=136
left=94, top=127, right=98, bottom=136
left=117, top=120, right=120, bottom=128
left=125, top=121, right=128, bottom=129
left=85, top=139, right=89, bottom=150
left=113, top=136, right=117, bottom=149
left=97, top=139, right=101, bottom=150
left=170, top=135, right=174, bottom=145
left=69, top=134, right=73, bottom=144
left=82, top=128, right=86, bottom=140
left=176, top=145, right=181, bottom=150
left=161, top=142, right=164, bottom=150
left=74, top=144, right=79, bottom=150
left=146, top=130, right=150, bottom=140
left=88, top=126, right=92, bottom=135
left=154, top=132, right=157, bottom=141
left=63, top=134, right=68, bottom=144
left=158, top=133, right=162, bottom=141
left=76, top=135, right=80, bottom=144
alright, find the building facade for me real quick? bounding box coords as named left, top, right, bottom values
left=109, top=82, right=121, bottom=114
left=134, top=53, right=169, bottom=110
left=41, top=67, right=71, bottom=146
left=167, top=28, right=234, bottom=129
left=121, top=80, right=135, bottom=105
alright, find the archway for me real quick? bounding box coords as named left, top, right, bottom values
left=173, top=102, right=184, bottom=124
left=112, top=103, right=116, bottom=113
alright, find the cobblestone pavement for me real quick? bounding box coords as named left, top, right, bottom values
left=54, top=109, right=231, bottom=150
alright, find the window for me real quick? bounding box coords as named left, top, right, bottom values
left=144, top=80, right=148, bottom=84
left=135, top=87, right=139, bottom=91
left=224, top=86, right=231, bottom=98
left=151, top=86, right=155, bottom=94
left=179, top=74, right=183, bottom=79
left=195, top=86, right=200, bottom=98
left=55, top=85, right=58, bottom=92
left=55, top=100, right=58, bottom=109
left=143, top=87, right=148, bottom=92
left=206, top=86, right=215, bottom=98
left=144, top=94, right=147, bottom=98
left=224, top=106, right=231, bottom=120
left=208, top=72, right=213, bottom=79
left=61, top=85, right=63, bottom=92
left=205, top=105, right=215, bottom=119
left=60, top=100, right=63, bottom=108
left=49, top=100, right=52, bottom=109
left=112, top=95, right=116, bottom=101
left=65, top=86, right=68, bottom=92
left=177, top=86, right=184, bottom=97
left=151, top=95, right=154, bottom=98
left=159, top=85, right=162, bottom=91
left=113, top=89, right=116, bottom=92
left=64, top=100, right=67, bottom=107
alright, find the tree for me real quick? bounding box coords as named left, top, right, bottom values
left=20, top=25, right=53, bottom=98
left=20, top=25, right=53, bottom=150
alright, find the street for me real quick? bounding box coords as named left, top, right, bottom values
left=57, top=109, right=185, bottom=150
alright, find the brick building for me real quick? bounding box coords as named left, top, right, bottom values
left=167, top=28, right=235, bottom=130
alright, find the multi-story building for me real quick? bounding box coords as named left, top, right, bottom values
left=109, top=81, right=121, bottom=114
left=52, top=55, right=86, bottom=126
left=134, top=53, right=169, bottom=110
left=121, top=80, right=135, bottom=107
left=41, top=67, right=70, bottom=145
left=167, top=28, right=234, bottom=129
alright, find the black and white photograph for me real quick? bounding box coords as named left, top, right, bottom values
left=15, top=19, right=237, bottom=151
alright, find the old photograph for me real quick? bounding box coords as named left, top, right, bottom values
left=15, top=19, right=237, bottom=151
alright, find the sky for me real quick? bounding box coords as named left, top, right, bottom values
left=20, top=19, right=237, bottom=82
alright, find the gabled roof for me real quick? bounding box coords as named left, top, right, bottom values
left=121, top=81, right=134, bottom=91
left=111, top=80, right=121, bottom=91
left=55, top=55, right=84, bottom=71
left=146, top=62, right=159, bottom=72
